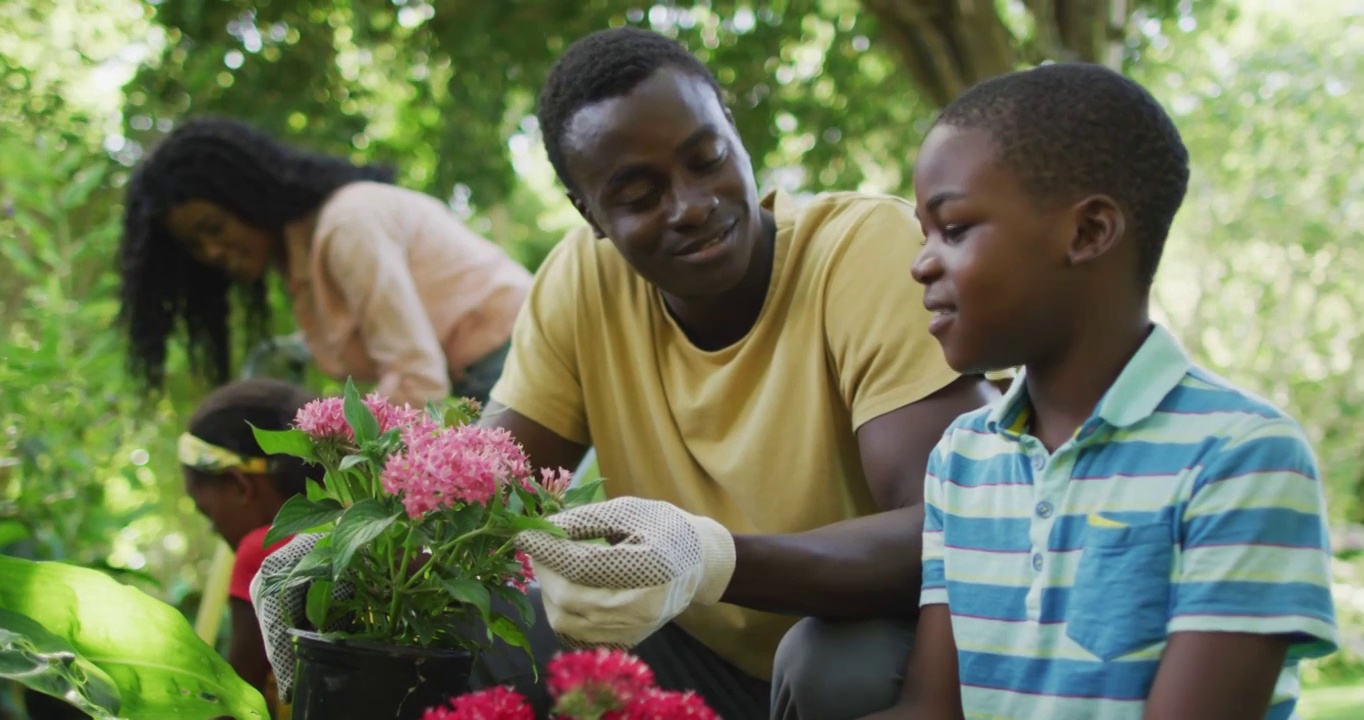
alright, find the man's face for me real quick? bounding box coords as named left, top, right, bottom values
left=559, top=67, right=764, bottom=299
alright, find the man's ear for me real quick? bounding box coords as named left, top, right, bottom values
left=1066, top=194, right=1126, bottom=267
left=567, top=192, right=607, bottom=239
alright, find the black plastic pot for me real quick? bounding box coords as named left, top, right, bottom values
left=289, top=630, right=474, bottom=720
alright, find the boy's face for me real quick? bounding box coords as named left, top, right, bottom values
left=910, top=125, right=1077, bottom=373
left=559, top=66, right=764, bottom=299
left=184, top=468, right=261, bottom=549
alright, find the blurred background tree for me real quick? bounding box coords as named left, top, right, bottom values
left=2, top=0, right=1361, bottom=715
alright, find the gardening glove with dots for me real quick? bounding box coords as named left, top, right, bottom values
left=514, top=496, right=736, bottom=649
left=248, top=533, right=353, bottom=703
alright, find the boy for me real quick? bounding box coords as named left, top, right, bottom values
left=876, top=63, right=1338, bottom=719
left=181, top=378, right=321, bottom=716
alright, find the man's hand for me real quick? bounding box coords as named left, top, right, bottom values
left=248, top=533, right=353, bottom=703
left=515, top=496, right=736, bottom=648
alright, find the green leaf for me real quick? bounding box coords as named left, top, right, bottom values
left=338, top=454, right=368, bottom=471
left=305, top=581, right=334, bottom=630
left=563, top=476, right=606, bottom=507
left=440, top=577, right=491, bottom=624
left=342, top=378, right=379, bottom=444
left=331, top=499, right=400, bottom=580
left=487, top=615, right=534, bottom=664
left=248, top=425, right=315, bottom=461
left=0, top=608, right=122, bottom=718
left=265, top=495, right=344, bottom=546
left=0, top=556, right=269, bottom=719
left=502, top=514, right=567, bottom=538
left=492, top=584, right=535, bottom=629
left=305, top=478, right=328, bottom=502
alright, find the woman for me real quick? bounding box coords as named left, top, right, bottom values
left=119, top=117, right=531, bottom=406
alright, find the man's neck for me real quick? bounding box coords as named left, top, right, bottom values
left=662, top=210, right=777, bottom=351
left=1024, top=308, right=1153, bottom=452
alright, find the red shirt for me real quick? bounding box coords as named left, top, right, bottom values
left=229, top=526, right=295, bottom=602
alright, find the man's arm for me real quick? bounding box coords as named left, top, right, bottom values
left=721, top=375, right=997, bottom=617
left=480, top=401, right=589, bottom=476
left=1141, top=632, right=1291, bottom=720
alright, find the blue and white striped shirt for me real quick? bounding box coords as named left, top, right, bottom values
left=921, top=325, right=1338, bottom=720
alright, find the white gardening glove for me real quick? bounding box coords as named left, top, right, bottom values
left=514, top=496, right=736, bottom=649
left=248, top=533, right=353, bottom=703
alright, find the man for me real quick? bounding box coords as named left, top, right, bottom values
left=255, top=26, right=995, bottom=720
left=487, top=26, right=996, bottom=719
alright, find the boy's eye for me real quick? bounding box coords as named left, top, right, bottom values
left=943, top=224, right=972, bottom=241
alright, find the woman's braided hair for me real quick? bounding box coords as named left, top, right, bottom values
left=118, top=116, right=394, bottom=390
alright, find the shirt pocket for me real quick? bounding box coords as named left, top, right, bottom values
left=1065, top=518, right=1174, bottom=661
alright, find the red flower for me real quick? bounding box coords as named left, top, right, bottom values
left=422, top=685, right=533, bottom=720
left=549, top=649, right=656, bottom=715
left=616, top=689, right=719, bottom=719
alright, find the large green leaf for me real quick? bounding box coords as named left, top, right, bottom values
left=264, top=495, right=344, bottom=546
left=341, top=378, right=379, bottom=444
left=330, top=499, right=400, bottom=579
left=0, top=556, right=269, bottom=719
left=247, top=425, right=315, bottom=461
left=0, top=608, right=121, bottom=718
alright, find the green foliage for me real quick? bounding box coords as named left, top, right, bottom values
left=0, top=608, right=122, bottom=718
left=0, top=556, right=268, bottom=719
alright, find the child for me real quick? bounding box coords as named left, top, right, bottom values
left=879, top=63, right=1339, bottom=720
left=180, top=378, right=322, bottom=712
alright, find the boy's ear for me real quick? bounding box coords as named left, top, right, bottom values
left=1066, top=194, right=1126, bottom=267
left=224, top=469, right=257, bottom=503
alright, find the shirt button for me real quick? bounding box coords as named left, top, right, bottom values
left=1032, top=455, right=1047, bottom=471
left=1032, top=553, right=1044, bottom=571
left=1036, top=501, right=1053, bottom=519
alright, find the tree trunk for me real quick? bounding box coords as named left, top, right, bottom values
left=859, top=0, right=1130, bottom=107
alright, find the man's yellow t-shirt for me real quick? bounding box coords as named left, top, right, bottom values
left=489, top=190, right=960, bottom=680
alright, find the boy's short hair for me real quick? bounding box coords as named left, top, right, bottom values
left=187, top=378, right=322, bottom=496
left=935, top=63, right=1189, bottom=285
left=537, top=27, right=722, bottom=193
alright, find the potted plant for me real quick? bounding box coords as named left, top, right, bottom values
left=251, top=381, right=600, bottom=720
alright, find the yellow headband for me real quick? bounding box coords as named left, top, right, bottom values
left=177, top=433, right=271, bottom=474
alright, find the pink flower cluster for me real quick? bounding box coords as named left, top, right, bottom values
left=381, top=424, right=532, bottom=518
left=538, top=467, right=574, bottom=500
left=422, top=650, right=717, bottom=720
left=294, top=393, right=420, bottom=443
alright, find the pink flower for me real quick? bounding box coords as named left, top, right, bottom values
left=506, top=550, right=535, bottom=593
left=422, top=686, right=533, bottom=720
left=381, top=425, right=533, bottom=518
left=293, top=393, right=420, bottom=443
left=294, top=397, right=350, bottom=442
left=539, top=467, right=574, bottom=500
left=365, top=392, right=421, bottom=434
left=548, top=649, right=655, bottom=708
left=616, top=689, right=718, bottom=720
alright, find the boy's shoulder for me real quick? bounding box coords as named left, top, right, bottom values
left=1166, top=364, right=1311, bottom=441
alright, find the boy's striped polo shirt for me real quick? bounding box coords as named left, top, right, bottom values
left=921, top=325, right=1338, bottom=720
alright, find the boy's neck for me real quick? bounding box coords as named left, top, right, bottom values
left=1024, top=309, right=1154, bottom=452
